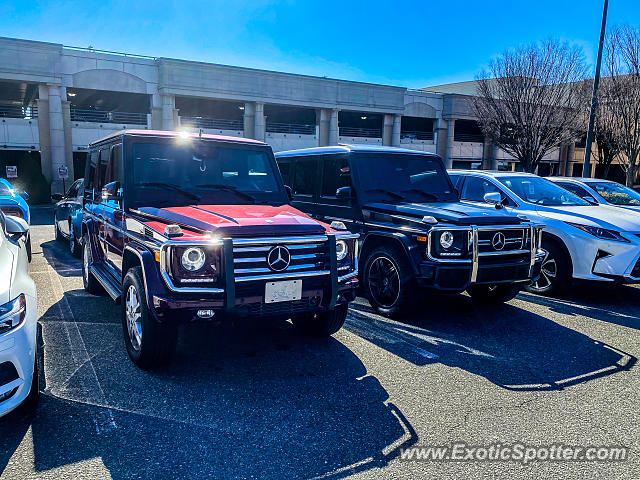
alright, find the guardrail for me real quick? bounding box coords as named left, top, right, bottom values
left=70, top=108, right=148, bottom=125
left=400, top=130, right=434, bottom=141
left=0, top=104, right=38, bottom=119
left=180, top=116, right=244, bottom=131
left=339, top=126, right=382, bottom=138
left=454, top=133, right=484, bottom=143
left=266, top=122, right=315, bottom=135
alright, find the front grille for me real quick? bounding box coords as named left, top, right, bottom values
left=476, top=264, right=530, bottom=283
left=478, top=253, right=531, bottom=266
left=233, top=238, right=330, bottom=281
left=477, top=228, right=529, bottom=254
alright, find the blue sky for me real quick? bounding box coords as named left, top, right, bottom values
left=2, top=0, right=639, bottom=89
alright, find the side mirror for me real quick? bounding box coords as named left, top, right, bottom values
left=284, top=185, right=293, bottom=201
left=102, top=181, right=122, bottom=202
left=5, top=215, right=28, bottom=239
left=20, top=191, right=29, bottom=201
left=51, top=193, right=63, bottom=202
left=336, top=186, right=352, bottom=200
left=484, top=192, right=504, bottom=209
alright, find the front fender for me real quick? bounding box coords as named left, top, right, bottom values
left=361, top=230, right=422, bottom=276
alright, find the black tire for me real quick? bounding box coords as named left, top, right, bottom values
left=69, top=222, right=80, bottom=258
left=292, top=304, right=348, bottom=337
left=54, top=214, right=62, bottom=242
left=467, top=283, right=521, bottom=304
left=363, top=245, right=417, bottom=318
left=524, top=240, right=569, bottom=295
left=82, top=234, right=103, bottom=295
left=122, top=267, right=177, bottom=368
left=17, top=353, right=40, bottom=414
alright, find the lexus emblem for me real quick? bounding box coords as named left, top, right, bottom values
left=491, top=232, right=506, bottom=250
left=267, top=246, right=291, bottom=271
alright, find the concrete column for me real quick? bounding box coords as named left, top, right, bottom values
left=36, top=85, right=52, bottom=185
left=62, top=98, right=74, bottom=180
left=566, top=141, right=575, bottom=177
left=329, top=109, right=339, bottom=145
left=482, top=138, right=492, bottom=169
left=161, top=94, right=176, bottom=130
left=490, top=144, right=499, bottom=170
left=254, top=102, right=266, bottom=142
left=434, top=119, right=448, bottom=160
left=243, top=102, right=256, bottom=139
left=392, top=114, right=401, bottom=147
left=150, top=93, right=163, bottom=130
left=48, top=84, right=67, bottom=194
left=317, top=109, right=330, bottom=146
left=382, top=114, right=394, bottom=146
left=444, top=119, right=456, bottom=169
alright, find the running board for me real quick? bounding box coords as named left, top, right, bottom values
left=89, top=264, right=122, bottom=303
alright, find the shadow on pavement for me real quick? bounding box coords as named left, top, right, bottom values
left=0, top=294, right=417, bottom=480
left=345, top=296, right=635, bottom=392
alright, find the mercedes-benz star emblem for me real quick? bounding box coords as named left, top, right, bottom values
left=267, top=246, right=291, bottom=271
left=491, top=232, right=506, bottom=251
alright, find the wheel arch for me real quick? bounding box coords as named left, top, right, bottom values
left=359, top=231, right=419, bottom=276
left=541, top=231, right=574, bottom=276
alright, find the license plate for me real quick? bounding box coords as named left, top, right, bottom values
left=265, top=280, right=302, bottom=303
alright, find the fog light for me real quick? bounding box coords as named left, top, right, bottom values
left=197, top=309, right=215, bottom=319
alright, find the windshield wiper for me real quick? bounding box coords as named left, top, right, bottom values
left=136, top=182, right=200, bottom=201
left=195, top=184, right=257, bottom=203
left=365, top=188, right=404, bottom=201
left=401, top=189, right=439, bottom=201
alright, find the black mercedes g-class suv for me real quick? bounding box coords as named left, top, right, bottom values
left=81, top=130, right=358, bottom=368
left=275, top=145, right=543, bottom=317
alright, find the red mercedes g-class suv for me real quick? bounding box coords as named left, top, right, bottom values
left=81, top=130, right=358, bottom=368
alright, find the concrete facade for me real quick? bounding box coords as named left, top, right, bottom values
left=0, top=36, right=569, bottom=194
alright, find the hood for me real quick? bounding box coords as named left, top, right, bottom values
left=0, top=238, right=14, bottom=305
left=534, top=204, right=640, bottom=231
left=365, top=202, right=524, bottom=226
left=136, top=204, right=327, bottom=237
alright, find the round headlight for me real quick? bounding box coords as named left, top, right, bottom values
left=440, top=231, right=454, bottom=249
left=336, top=240, right=348, bottom=261
left=181, top=247, right=206, bottom=271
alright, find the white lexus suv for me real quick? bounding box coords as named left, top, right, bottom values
left=448, top=171, right=640, bottom=295
left=0, top=211, right=38, bottom=417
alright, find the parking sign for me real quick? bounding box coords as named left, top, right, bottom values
left=6, top=166, right=17, bottom=178
left=58, top=165, right=69, bottom=180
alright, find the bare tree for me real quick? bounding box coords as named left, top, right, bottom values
left=603, top=25, right=640, bottom=187
left=473, top=40, right=588, bottom=173
left=592, top=89, right=622, bottom=178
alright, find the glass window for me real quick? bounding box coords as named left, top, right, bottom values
left=498, top=176, right=590, bottom=206
left=556, top=182, right=592, bottom=199
left=321, top=156, right=351, bottom=198
left=65, top=180, right=81, bottom=198
left=461, top=176, right=504, bottom=202
left=94, top=147, right=109, bottom=191
left=293, top=158, right=317, bottom=196
left=590, top=181, right=640, bottom=206
left=278, top=161, right=291, bottom=185
left=105, top=144, right=123, bottom=185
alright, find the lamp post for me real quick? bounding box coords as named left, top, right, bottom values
left=583, top=0, right=609, bottom=178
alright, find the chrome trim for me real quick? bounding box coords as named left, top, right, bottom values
left=232, top=235, right=328, bottom=245
left=471, top=227, right=479, bottom=282
left=160, top=270, right=225, bottom=293
left=480, top=249, right=530, bottom=257
left=159, top=240, right=224, bottom=293
left=236, top=270, right=331, bottom=282
left=234, top=263, right=317, bottom=274
left=338, top=271, right=358, bottom=282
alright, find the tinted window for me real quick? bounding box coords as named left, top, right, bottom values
left=556, top=182, right=592, bottom=199
left=293, top=158, right=317, bottom=196
left=278, top=161, right=291, bottom=185
left=461, top=176, right=504, bottom=203
left=131, top=140, right=287, bottom=208
left=84, top=150, right=99, bottom=202
left=321, top=156, right=351, bottom=198
left=94, top=147, right=109, bottom=191
left=66, top=180, right=81, bottom=198
left=590, top=181, right=640, bottom=206
left=105, top=144, right=123, bottom=185
left=352, top=154, right=457, bottom=203
left=499, top=176, right=589, bottom=206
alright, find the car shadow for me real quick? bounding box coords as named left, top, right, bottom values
left=518, top=282, right=640, bottom=331
left=0, top=293, right=416, bottom=480
left=345, top=296, right=635, bottom=391
left=37, top=239, right=81, bottom=278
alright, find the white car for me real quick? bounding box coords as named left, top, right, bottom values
left=0, top=212, right=38, bottom=417
left=548, top=177, right=640, bottom=213
left=448, top=171, right=640, bottom=294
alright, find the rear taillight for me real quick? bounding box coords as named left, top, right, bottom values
left=0, top=207, right=22, bottom=219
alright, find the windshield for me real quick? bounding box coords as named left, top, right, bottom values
left=130, top=140, right=288, bottom=208
left=498, top=176, right=590, bottom=206
left=590, top=182, right=640, bottom=206
left=352, top=154, right=458, bottom=204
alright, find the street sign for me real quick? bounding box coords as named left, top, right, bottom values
left=58, top=165, right=69, bottom=180
left=5, top=166, right=17, bottom=179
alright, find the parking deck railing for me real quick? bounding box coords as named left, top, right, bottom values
left=70, top=108, right=148, bottom=125
left=266, top=122, right=315, bottom=135
left=180, top=116, right=244, bottom=131
left=0, top=104, right=38, bottom=119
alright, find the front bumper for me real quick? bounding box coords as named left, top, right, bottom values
left=0, top=295, right=37, bottom=418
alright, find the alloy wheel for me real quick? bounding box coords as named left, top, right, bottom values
left=125, top=285, right=143, bottom=351
left=367, top=256, right=401, bottom=308
left=530, top=250, right=557, bottom=292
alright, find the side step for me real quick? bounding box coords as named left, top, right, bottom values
left=89, top=264, right=122, bottom=303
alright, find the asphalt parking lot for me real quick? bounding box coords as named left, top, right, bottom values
left=0, top=205, right=639, bottom=480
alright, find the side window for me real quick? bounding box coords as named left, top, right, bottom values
left=461, top=177, right=505, bottom=203
left=94, top=147, right=109, bottom=192
left=105, top=143, right=123, bottom=185
left=278, top=161, right=291, bottom=186
left=84, top=149, right=98, bottom=202
left=65, top=180, right=80, bottom=198
left=558, top=182, right=590, bottom=199
left=292, top=157, right=317, bottom=197
left=321, top=156, right=351, bottom=205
